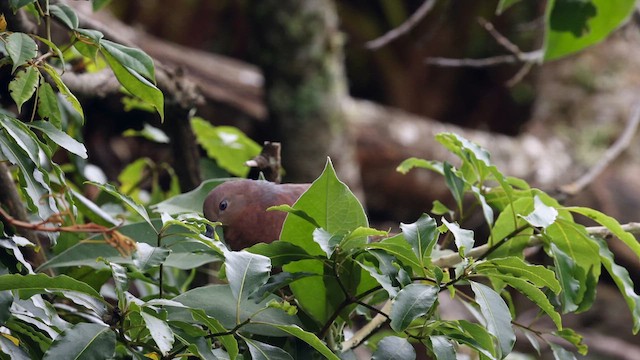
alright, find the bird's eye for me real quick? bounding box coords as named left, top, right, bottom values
left=219, top=200, right=228, bottom=211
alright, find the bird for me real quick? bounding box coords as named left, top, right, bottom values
left=203, top=179, right=310, bottom=250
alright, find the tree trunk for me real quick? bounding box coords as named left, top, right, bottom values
left=247, top=1, right=363, bottom=198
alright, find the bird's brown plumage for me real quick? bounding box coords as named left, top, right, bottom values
left=203, top=180, right=310, bottom=250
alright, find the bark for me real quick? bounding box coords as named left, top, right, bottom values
left=247, top=1, right=364, bottom=198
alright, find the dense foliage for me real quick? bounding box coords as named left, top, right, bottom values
left=0, top=1, right=638, bottom=359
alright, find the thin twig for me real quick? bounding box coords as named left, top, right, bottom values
left=478, top=17, right=521, bottom=55
left=425, top=50, right=543, bottom=67
left=366, top=0, right=437, bottom=50
left=560, top=104, right=640, bottom=196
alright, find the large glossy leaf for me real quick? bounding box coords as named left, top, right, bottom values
left=400, top=213, right=438, bottom=264
left=42, top=64, right=84, bottom=119
left=544, top=0, right=635, bottom=61
left=225, top=250, right=271, bottom=300
left=49, top=4, right=79, bottom=29
left=100, top=40, right=156, bottom=82
left=191, top=309, right=239, bottom=360
left=9, top=66, right=39, bottom=112
left=549, top=243, right=583, bottom=313
left=191, top=118, right=261, bottom=177
left=566, top=206, right=640, bottom=259
left=429, top=335, right=456, bottom=360
left=372, top=336, right=415, bottom=360
left=470, top=281, right=514, bottom=358
left=6, top=33, right=37, bottom=72
left=27, top=120, right=87, bottom=158
left=366, top=234, right=423, bottom=274
left=89, top=181, right=153, bottom=228
left=441, top=219, right=474, bottom=257
left=476, top=257, right=561, bottom=293
left=390, top=283, right=438, bottom=332
left=140, top=311, right=174, bottom=355
left=42, top=323, right=114, bottom=360
left=36, top=83, right=62, bottom=127
left=172, top=284, right=302, bottom=336
left=248, top=241, right=314, bottom=267
left=545, top=219, right=600, bottom=276
left=521, top=195, right=558, bottom=229
left=0, top=129, right=57, bottom=219
left=133, top=243, right=171, bottom=272
left=100, top=49, right=164, bottom=120
left=281, top=159, right=368, bottom=323
left=242, top=336, right=292, bottom=360
left=152, top=178, right=229, bottom=214
left=258, top=324, right=339, bottom=360
left=595, top=237, right=640, bottom=333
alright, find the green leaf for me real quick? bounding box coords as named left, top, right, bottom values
left=549, top=243, right=583, bottom=313
left=28, top=120, right=87, bottom=158
left=36, top=83, right=62, bottom=127
left=172, top=284, right=302, bottom=336
left=478, top=272, right=562, bottom=329
left=312, top=228, right=344, bottom=257
left=140, top=311, right=174, bottom=355
left=49, top=4, right=79, bottom=29
left=269, top=205, right=321, bottom=228
left=259, top=324, right=339, bottom=360
left=153, top=178, right=228, bottom=214
left=191, top=309, right=239, bottom=360
left=545, top=219, right=600, bottom=275
left=224, top=250, right=271, bottom=300
left=429, top=335, right=456, bottom=360
left=133, top=243, right=170, bottom=272
left=549, top=343, right=577, bottom=360
left=248, top=241, right=314, bottom=268
left=9, top=0, right=35, bottom=10
left=100, top=39, right=156, bottom=82
left=400, top=213, right=438, bottom=263
left=595, top=237, right=640, bottom=333
left=42, top=64, right=84, bottom=119
left=441, top=219, right=474, bottom=257
left=0, top=129, right=55, bottom=219
left=6, top=33, right=37, bottom=73
left=521, top=195, right=558, bottom=228
left=471, top=186, right=494, bottom=226
left=443, top=162, right=465, bottom=210
left=373, top=336, right=415, bottom=360
left=470, top=281, right=515, bottom=358
left=88, top=181, right=153, bottom=228
left=390, top=283, right=438, bottom=332
left=0, top=274, right=103, bottom=300
left=477, top=257, right=561, bottom=293
left=123, top=123, right=169, bottom=143
left=366, top=234, right=423, bottom=274
left=544, top=0, right=635, bottom=61
left=280, top=159, right=369, bottom=323
left=100, top=48, right=164, bottom=120
left=9, top=66, right=39, bottom=112
left=191, top=118, right=261, bottom=177
left=554, top=328, right=587, bottom=355
left=566, top=206, right=640, bottom=260
left=396, top=157, right=443, bottom=175
left=42, top=323, right=114, bottom=360
left=436, top=320, right=497, bottom=359
left=242, top=336, right=293, bottom=360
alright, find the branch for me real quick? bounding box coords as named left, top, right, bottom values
left=560, top=103, right=640, bottom=196
left=425, top=50, right=543, bottom=68
left=365, top=0, right=437, bottom=50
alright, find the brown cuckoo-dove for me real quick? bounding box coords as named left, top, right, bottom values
left=203, top=180, right=310, bottom=250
